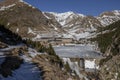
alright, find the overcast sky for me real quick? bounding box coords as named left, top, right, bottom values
left=24, top=0, right=120, bottom=16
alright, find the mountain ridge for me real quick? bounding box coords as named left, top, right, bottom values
left=0, top=0, right=120, bottom=40
left=44, top=10, right=120, bottom=39
left=0, top=0, right=64, bottom=40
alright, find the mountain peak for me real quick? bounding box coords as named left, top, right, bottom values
left=61, top=11, right=85, bottom=17
left=99, top=10, right=120, bottom=17
left=112, top=10, right=120, bottom=16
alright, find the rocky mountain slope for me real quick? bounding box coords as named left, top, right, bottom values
left=0, top=0, right=120, bottom=80
left=45, top=10, right=120, bottom=39
left=0, top=24, right=22, bottom=45
left=91, top=20, right=120, bottom=80
left=0, top=24, right=77, bottom=80
left=0, top=0, right=64, bottom=39
left=0, top=0, right=120, bottom=40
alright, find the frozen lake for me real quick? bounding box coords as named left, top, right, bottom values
left=53, top=44, right=102, bottom=58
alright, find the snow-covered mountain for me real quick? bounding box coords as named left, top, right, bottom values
left=91, top=20, right=120, bottom=80
left=97, top=10, right=120, bottom=26
left=0, top=0, right=120, bottom=40
left=45, top=10, right=120, bottom=28
left=45, top=10, right=120, bottom=39
left=45, top=11, right=85, bottom=26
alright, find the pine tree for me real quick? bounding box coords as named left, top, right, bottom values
left=47, top=44, right=56, bottom=55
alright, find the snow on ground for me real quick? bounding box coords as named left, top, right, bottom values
left=48, top=11, right=74, bottom=26
left=90, top=28, right=117, bottom=39
left=21, top=55, right=32, bottom=62
left=0, top=44, right=42, bottom=80
left=0, top=62, right=42, bottom=80
left=33, top=33, right=58, bottom=41
left=16, top=28, right=19, bottom=33
left=19, top=0, right=24, bottom=2
left=78, top=14, right=86, bottom=17
left=7, top=23, right=10, bottom=26
left=28, top=48, right=42, bottom=57
left=62, top=33, right=74, bottom=38
left=48, top=11, right=85, bottom=26
left=0, top=52, right=4, bottom=56
left=97, top=15, right=120, bottom=26
left=62, top=30, right=92, bottom=40
left=0, top=44, right=24, bottom=51
left=62, top=56, right=99, bottom=79
left=88, top=21, right=97, bottom=31
left=113, top=10, right=120, bottom=16
left=42, top=12, right=51, bottom=19
left=28, top=27, right=36, bottom=35
left=60, top=20, right=66, bottom=26
left=19, top=0, right=35, bottom=9
left=0, top=4, right=16, bottom=11
left=63, top=58, right=86, bottom=79
left=33, top=34, right=41, bottom=40
left=0, top=44, right=43, bottom=62
left=74, top=32, right=90, bottom=40
left=50, top=24, right=58, bottom=30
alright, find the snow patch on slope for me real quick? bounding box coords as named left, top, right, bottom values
left=48, top=11, right=85, bottom=26
left=50, top=24, right=58, bottom=30
left=19, top=0, right=24, bottom=2
left=0, top=4, right=16, bottom=11
left=28, top=27, right=36, bottom=35
left=0, top=44, right=42, bottom=80
left=28, top=48, right=42, bottom=57
left=113, top=10, right=120, bottom=16
left=7, top=23, right=10, bottom=26
left=33, top=34, right=41, bottom=40
left=19, top=0, right=35, bottom=9
left=63, top=31, right=91, bottom=40
left=97, top=10, right=120, bottom=26
left=42, top=12, right=51, bottom=19
left=63, top=58, right=84, bottom=79
left=16, top=28, right=19, bottom=33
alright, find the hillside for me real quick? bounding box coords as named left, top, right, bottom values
left=0, top=24, right=77, bottom=80
left=0, top=0, right=64, bottom=39
left=0, top=0, right=120, bottom=79
left=90, top=20, right=120, bottom=80
left=45, top=10, right=120, bottom=39
left=0, top=0, right=120, bottom=40
left=0, top=24, right=22, bottom=45
left=91, top=20, right=120, bottom=54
